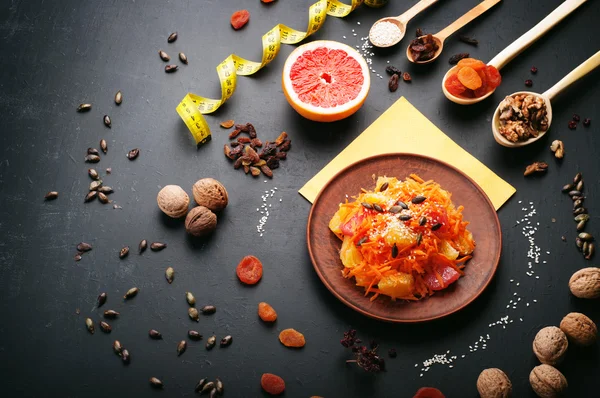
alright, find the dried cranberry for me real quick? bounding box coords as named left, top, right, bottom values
left=530, top=66, right=538, bottom=74
left=583, top=118, right=591, bottom=127
left=572, top=114, right=580, bottom=122
left=524, top=79, right=533, bottom=87
left=568, top=120, right=577, bottom=130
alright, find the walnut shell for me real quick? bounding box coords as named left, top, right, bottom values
left=569, top=267, right=600, bottom=299
left=157, top=185, right=189, bottom=218
left=532, top=326, right=568, bottom=365
left=529, top=364, right=567, bottom=398
left=185, top=206, right=216, bottom=237
left=560, top=312, right=597, bottom=346
left=192, top=178, right=228, bottom=212
left=476, top=368, right=512, bottom=398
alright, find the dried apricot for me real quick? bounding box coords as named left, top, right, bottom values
left=261, top=373, right=285, bottom=395
left=473, top=68, right=489, bottom=97
left=485, top=65, right=502, bottom=88
left=230, top=10, right=250, bottom=30
left=444, top=73, right=466, bottom=96
left=413, top=387, right=445, bottom=398
left=258, top=302, right=277, bottom=322
left=261, top=0, right=277, bottom=3
left=279, top=328, right=305, bottom=348
left=236, top=255, right=263, bottom=285
left=457, top=66, right=482, bottom=90
left=457, top=57, right=486, bottom=71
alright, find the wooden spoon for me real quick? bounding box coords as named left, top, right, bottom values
left=442, top=0, right=587, bottom=105
left=492, top=50, right=600, bottom=147
left=407, top=0, right=502, bottom=65
left=369, top=0, right=438, bottom=48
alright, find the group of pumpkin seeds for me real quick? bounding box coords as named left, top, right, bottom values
left=160, top=32, right=188, bottom=73
left=83, top=240, right=228, bottom=394
left=563, top=172, right=595, bottom=260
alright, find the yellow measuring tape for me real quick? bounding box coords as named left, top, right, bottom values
left=176, top=0, right=387, bottom=145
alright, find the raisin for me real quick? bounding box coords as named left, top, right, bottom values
left=223, top=145, right=233, bottom=159
left=230, top=10, right=250, bottom=30
left=385, top=65, right=401, bottom=75
left=259, top=143, right=278, bottom=159
left=278, top=140, right=291, bottom=152
left=402, top=72, right=412, bottom=82
left=458, top=35, right=478, bottom=45
left=233, top=157, right=243, bottom=169
left=251, top=138, right=263, bottom=147
left=261, top=374, right=285, bottom=395
left=235, top=123, right=249, bottom=132
left=229, top=129, right=242, bottom=139
left=260, top=165, right=273, bottom=178
left=247, top=123, right=257, bottom=138
left=266, top=156, right=279, bottom=169
left=230, top=141, right=241, bottom=147
left=275, top=151, right=287, bottom=160
left=448, top=52, right=469, bottom=65
left=230, top=144, right=244, bottom=158
left=237, top=137, right=251, bottom=144
left=279, top=328, right=305, bottom=348
left=388, top=74, right=399, bottom=92
left=258, top=302, right=277, bottom=322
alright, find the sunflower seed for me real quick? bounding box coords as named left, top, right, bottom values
left=373, top=204, right=383, bottom=212
left=201, top=305, right=216, bottom=315
left=114, top=91, right=122, bottom=105
left=215, top=378, right=224, bottom=395
left=85, top=318, right=95, bottom=334
left=119, top=246, right=130, bottom=259
left=411, top=195, right=426, bottom=204
left=104, top=310, right=120, bottom=318
left=578, top=232, right=594, bottom=242
left=185, top=291, right=196, bottom=306
left=562, top=184, right=574, bottom=192
left=577, top=220, right=587, bottom=232
left=85, top=154, right=100, bottom=163
left=121, top=349, right=130, bottom=363
left=188, top=307, right=199, bottom=322
left=379, top=182, right=389, bottom=192
left=574, top=173, right=582, bottom=184
left=206, top=335, right=216, bottom=350
left=419, top=216, right=427, bottom=226
left=88, top=169, right=99, bottom=180
left=165, top=267, right=174, bottom=284
left=127, top=148, right=139, bottom=160
left=159, top=50, right=170, bottom=61
left=77, top=103, right=92, bottom=112
left=179, top=52, right=188, bottom=64
left=585, top=243, right=595, bottom=260
left=194, top=378, right=208, bottom=393
left=100, top=139, right=108, bottom=154
left=103, top=115, right=111, bottom=128
left=77, top=242, right=93, bottom=252
left=391, top=243, right=398, bottom=258
left=44, top=191, right=58, bottom=200
left=165, top=64, right=178, bottom=73
left=113, top=340, right=123, bottom=355
left=201, top=382, right=215, bottom=394
left=188, top=330, right=202, bottom=340
left=575, top=214, right=590, bottom=222
left=396, top=201, right=408, bottom=209
left=97, top=292, right=107, bottom=307
left=106, top=167, right=112, bottom=174
left=177, top=340, right=187, bottom=356
left=399, top=214, right=412, bottom=221
left=90, top=180, right=102, bottom=191
left=88, top=148, right=100, bottom=156
left=574, top=207, right=588, bottom=216
left=124, top=287, right=139, bottom=299
left=576, top=180, right=584, bottom=192
left=416, top=232, right=422, bottom=246
left=85, top=191, right=98, bottom=202
left=139, top=239, right=148, bottom=253
left=99, top=321, right=112, bottom=333
left=209, top=388, right=217, bottom=398
left=74, top=253, right=82, bottom=261
left=431, top=223, right=442, bottom=231
left=220, top=335, right=232, bottom=347
left=569, top=190, right=582, bottom=197
left=151, top=242, right=167, bottom=251
left=356, top=236, right=368, bottom=247
left=98, top=186, right=113, bottom=194
left=388, top=206, right=402, bottom=214
left=573, top=200, right=584, bottom=210
left=167, top=32, right=178, bottom=43
left=149, top=329, right=162, bottom=339
left=361, top=202, right=373, bottom=210
left=98, top=192, right=109, bottom=204
left=150, top=377, right=163, bottom=388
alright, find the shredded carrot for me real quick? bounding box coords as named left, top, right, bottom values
left=330, top=174, right=475, bottom=301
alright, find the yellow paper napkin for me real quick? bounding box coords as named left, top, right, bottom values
left=299, top=97, right=515, bottom=210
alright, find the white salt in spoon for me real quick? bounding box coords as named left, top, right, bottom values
left=369, top=0, right=438, bottom=48
left=492, top=50, right=600, bottom=148
left=442, top=0, right=587, bottom=105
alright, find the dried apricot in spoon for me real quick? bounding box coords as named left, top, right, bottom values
left=413, top=387, right=445, bottom=398
left=230, top=10, right=250, bottom=30
left=236, top=255, right=263, bottom=284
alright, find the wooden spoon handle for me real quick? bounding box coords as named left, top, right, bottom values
left=398, top=0, right=439, bottom=25
left=436, top=0, right=502, bottom=41
left=488, top=0, right=587, bottom=70
left=543, top=50, right=600, bottom=101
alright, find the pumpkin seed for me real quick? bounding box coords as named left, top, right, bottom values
left=188, top=330, right=202, bottom=340
left=165, top=267, right=174, bottom=284
left=411, top=195, right=426, bottom=204
left=99, top=321, right=112, bottom=333
left=379, top=182, right=389, bottom=192
left=104, top=310, right=120, bottom=318
left=388, top=206, right=402, bottom=214
left=195, top=379, right=208, bottom=393
left=121, top=349, right=130, bottom=364
left=85, top=191, right=98, bottom=202
left=97, top=292, right=107, bottom=307
left=113, top=340, right=123, bottom=355
left=158, top=50, right=170, bottom=61
left=206, top=335, right=216, bottom=350
left=150, top=377, right=163, bottom=388
left=77, top=103, right=92, bottom=112
left=576, top=237, right=583, bottom=251
left=124, top=287, right=139, bottom=299
left=578, top=232, right=594, bottom=242
left=188, top=307, right=199, bottom=322
left=585, top=243, right=595, bottom=260
left=151, top=242, right=167, bottom=251
left=103, top=115, right=111, bottom=128
left=44, top=191, right=58, bottom=200
left=220, top=335, right=232, bottom=347
left=179, top=52, right=188, bottom=64
left=119, top=246, right=130, bottom=259
left=396, top=201, right=408, bottom=209
left=167, top=32, right=178, bottom=43
left=177, top=340, right=187, bottom=356
left=583, top=241, right=589, bottom=255
left=186, top=291, right=196, bottom=306
left=114, top=90, right=122, bottom=105
left=361, top=202, right=373, bottom=210
left=373, top=204, right=383, bottom=212
left=85, top=318, right=95, bottom=334
left=391, top=243, right=398, bottom=258
left=139, top=239, right=148, bottom=253
left=149, top=329, right=162, bottom=339
left=201, top=305, right=216, bottom=315
left=77, top=242, right=93, bottom=252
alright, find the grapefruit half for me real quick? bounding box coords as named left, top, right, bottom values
left=282, top=40, right=370, bottom=122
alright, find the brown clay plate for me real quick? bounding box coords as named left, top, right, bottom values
left=307, top=153, right=502, bottom=323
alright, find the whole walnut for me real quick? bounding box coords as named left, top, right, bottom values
left=157, top=185, right=189, bottom=218
left=560, top=312, right=597, bottom=346
left=569, top=267, right=600, bottom=299
left=192, top=178, right=228, bottom=212
left=532, top=326, right=568, bottom=365
left=529, top=364, right=567, bottom=398
left=476, top=368, right=512, bottom=398
left=185, top=206, right=217, bottom=237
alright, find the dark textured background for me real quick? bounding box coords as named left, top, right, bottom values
left=1, top=0, right=599, bottom=397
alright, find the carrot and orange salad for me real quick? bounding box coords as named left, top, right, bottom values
left=329, top=174, right=475, bottom=301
